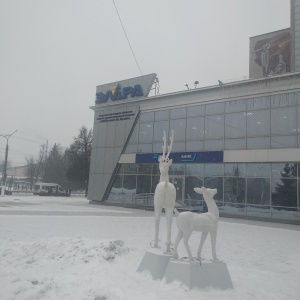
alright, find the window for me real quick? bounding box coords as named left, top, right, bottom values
left=225, top=138, right=246, bottom=150
left=204, top=139, right=223, bottom=151
left=140, top=112, right=154, bottom=123
left=136, top=175, right=151, bottom=194
left=187, top=105, right=204, bottom=117
left=272, top=175, right=297, bottom=207
left=205, top=102, right=224, bottom=115
left=247, top=110, right=270, bottom=137
left=138, top=164, right=152, bottom=174
left=247, top=163, right=270, bottom=177
left=155, top=110, right=169, bottom=121
left=246, top=178, right=270, bottom=205
left=123, top=164, right=137, bottom=174
left=186, top=117, right=204, bottom=140
left=186, top=164, right=204, bottom=178
left=271, top=107, right=297, bottom=135
left=247, top=97, right=270, bottom=110
left=225, top=99, right=247, bottom=113
left=224, top=178, right=246, bottom=203
left=205, top=115, right=224, bottom=139
left=247, top=137, right=270, bottom=149
left=138, top=123, right=153, bottom=143
left=205, top=164, right=224, bottom=176
left=186, top=141, right=204, bottom=151
left=224, top=163, right=246, bottom=177
left=225, top=112, right=246, bottom=138
left=271, top=93, right=297, bottom=108
left=170, top=107, right=186, bottom=119
left=123, top=175, right=136, bottom=194
left=137, top=143, right=152, bottom=153
left=271, top=135, right=297, bottom=148
left=170, top=119, right=186, bottom=141
left=153, top=121, right=169, bottom=142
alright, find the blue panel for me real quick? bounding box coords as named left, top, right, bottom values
left=136, top=151, right=223, bottom=164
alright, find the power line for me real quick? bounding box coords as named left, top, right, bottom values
left=112, top=0, right=144, bottom=77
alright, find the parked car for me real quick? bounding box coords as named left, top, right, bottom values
left=33, top=182, right=66, bottom=196
left=0, top=187, right=12, bottom=195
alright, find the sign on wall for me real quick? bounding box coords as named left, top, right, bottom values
left=136, top=151, right=224, bottom=164
left=96, top=84, right=143, bottom=104
left=95, top=73, right=157, bottom=105
left=97, top=110, right=135, bottom=123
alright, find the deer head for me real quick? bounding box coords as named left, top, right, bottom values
left=194, top=187, right=218, bottom=203
left=158, top=130, right=174, bottom=181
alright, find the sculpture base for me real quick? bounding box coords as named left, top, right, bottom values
left=137, top=250, right=234, bottom=289
left=137, top=248, right=172, bottom=280
left=164, top=259, right=234, bottom=289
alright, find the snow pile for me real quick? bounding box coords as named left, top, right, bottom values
left=1, top=237, right=130, bottom=265
left=0, top=237, right=131, bottom=300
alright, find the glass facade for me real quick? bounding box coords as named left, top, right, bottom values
left=107, top=162, right=300, bottom=220
left=106, top=91, right=300, bottom=221
left=125, top=92, right=300, bottom=153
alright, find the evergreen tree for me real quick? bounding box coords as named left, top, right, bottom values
left=65, top=126, right=92, bottom=194
left=43, top=144, right=66, bottom=188
left=272, top=163, right=297, bottom=207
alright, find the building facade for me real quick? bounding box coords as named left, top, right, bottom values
left=88, top=73, right=300, bottom=223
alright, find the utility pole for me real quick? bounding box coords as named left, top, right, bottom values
left=0, top=130, right=17, bottom=196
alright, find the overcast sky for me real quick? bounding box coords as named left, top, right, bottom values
left=0, top=0, right=290, bottom=167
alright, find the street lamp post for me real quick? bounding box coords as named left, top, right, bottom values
left=1, top=130, right=17, bottom=196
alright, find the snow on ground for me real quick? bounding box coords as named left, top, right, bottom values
left=0, top=195, right=300, bottom=300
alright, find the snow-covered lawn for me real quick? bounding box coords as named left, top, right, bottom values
left=0, top=195, right=299, bottom=300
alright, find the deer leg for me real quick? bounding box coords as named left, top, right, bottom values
left=210, top=230, right=218, bottom=260
left=173, top=230, right=183, bottom=259
left=182, top=232, right=193, bottom=261
left=197, top=231, right=208, bottom=260
left=154, top=206, right=162, bottom=247
left=165, top=207, right=174, bottom=252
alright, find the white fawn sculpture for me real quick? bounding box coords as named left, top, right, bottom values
left=173, top=187, right=219, bottom=261
left=153, top=130, right=176, bottom=253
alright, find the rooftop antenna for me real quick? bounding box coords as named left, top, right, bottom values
left=194, top=81, right=199, bottom=89
left=185, top=84, right=190, bottom=90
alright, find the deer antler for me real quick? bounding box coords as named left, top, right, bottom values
left=165, top=130, right=174, bottom=160
left=161, top=130, right=167, bottom=159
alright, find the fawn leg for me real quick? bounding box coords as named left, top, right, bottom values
left=173, top=230, right=183, bottom=259
left=182, top=232, right=193, bottom=261
left=210, top=230, right=218, bottom=260
left=197, top=231, right=208, bottom=259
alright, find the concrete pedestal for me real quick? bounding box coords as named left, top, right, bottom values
left=136, top=248, right=172, bottom=280
left=137, top=250, right=234, bottom=289
left=164, top=259, right=234, bottom=289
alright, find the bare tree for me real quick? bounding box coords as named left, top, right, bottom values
left=35, top=144, right=46, bottom=182
left=25, top=157, right=36, bottom=190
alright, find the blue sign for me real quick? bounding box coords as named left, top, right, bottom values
left=136, top=151, right=224, bottom=164
left=95, top=84, right=143, bottom=104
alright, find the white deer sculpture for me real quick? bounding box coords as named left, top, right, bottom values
left=172, top=187, right=219, bottom=261
left=153, top=130, right=176, bottom=253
